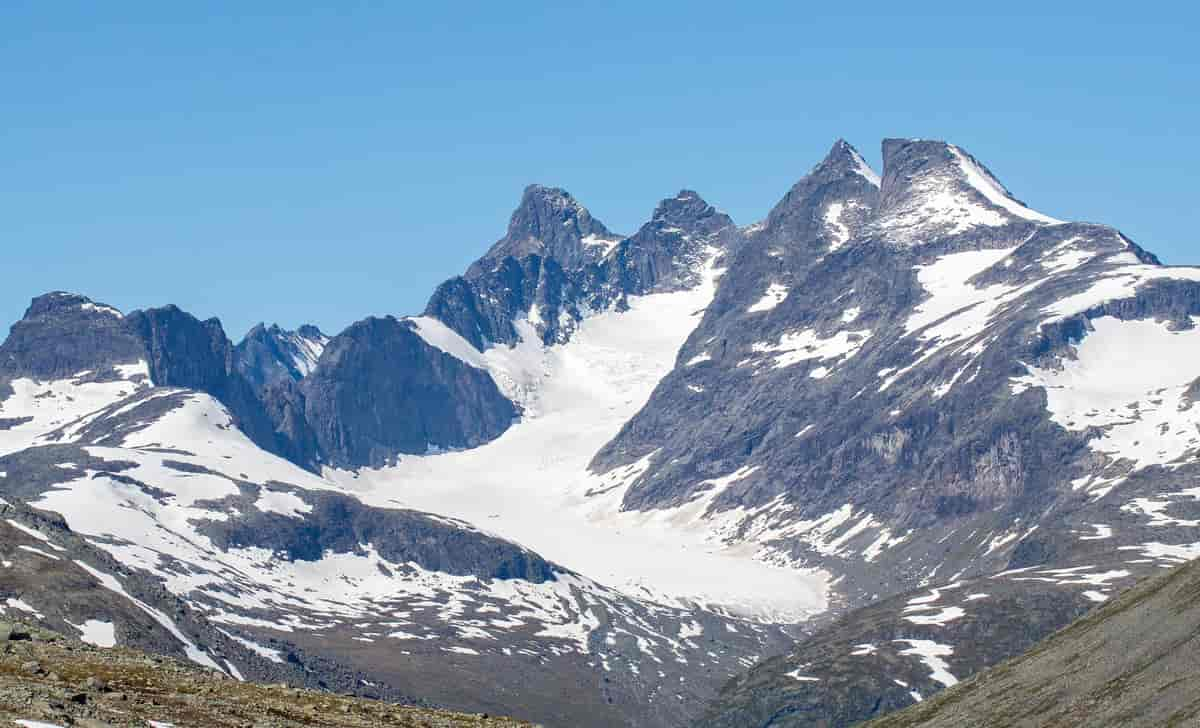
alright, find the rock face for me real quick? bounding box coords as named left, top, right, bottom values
left=234, top=322, right=328, bottom=393
left=0, top=292, right=145, bottom=385
left=300, top=316, right=518, bottom=468
left=426, top=187, right=738, bottom=349
left=197, top=488, right=556, bottom=581
left=466, top=184, right=621, bottom=279
left=125, top=305, right=284, bottom=459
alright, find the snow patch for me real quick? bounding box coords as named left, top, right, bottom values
left=894, top=639, right=958, bottom=687
left=1012, top=317, right=1200, bottom=479
left=747, top=283, right=789, bottom=313
left=69, top=619, right=116, bottom=647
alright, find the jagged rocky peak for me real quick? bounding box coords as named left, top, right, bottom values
left=234, top=321, right=329, bottom=393
left=643, top=189, right=737, bottom=241
left=821, top=138, right=882, bottom=187
left=873, top=137, right=1061, bottom=246
left=599, top=189, right=737, bottom=298
left=467, top=183, right=620, bottom=277
left=0, top=291, right=146, bottom=383
left=653, top=189, right=723, bottom=224
left=752, top=138, right=881, bottom=255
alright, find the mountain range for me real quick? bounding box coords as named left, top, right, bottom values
left=2, top=137, right=1198, bottom=727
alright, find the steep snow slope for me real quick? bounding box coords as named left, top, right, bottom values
left=340, top=253, right=829, bottom=621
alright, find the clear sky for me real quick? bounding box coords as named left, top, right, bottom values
left=3, top=1, right=1196, bottom=339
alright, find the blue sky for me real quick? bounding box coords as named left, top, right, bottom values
left=3, top=1, right=1196, bottom=339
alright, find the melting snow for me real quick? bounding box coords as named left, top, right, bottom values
left=73, top=560, right=224, bottom=672
left=905, top=248, right=1018, bottom=335
left=849, top=148, right=881, bottom=187
left=3, top=598, right=44, bottom=619
left=69, top=619, right=116, bottom=647
left=903, top=607, right=965, bottom=626
left=823, top=201, right=867, bottom=251
left=0, top=362, right=151, bottom=456
left=1012, top=317, right=1200, bottom=478
left=1078, top=523, right=1114, bottom=540
left=80, top=302, right=123, bottom=318
left=5, top=520, right=67, bottom=551
left=217, top=627, right=284, bottom=663
left=1042, top=265, right=1200, bottom=323
left=582, top=234, right=622, bottom=256
left=254, top=489, right=314, bottom=518
left=747, top=327, right=872, bottom=372
left=1121, top=488, right=1200, bottom=528
left=17, top=545, right=60, bottom=561
left=894, top=639, right=958, bottom=687
left=747, top=283, right=789, bottom=313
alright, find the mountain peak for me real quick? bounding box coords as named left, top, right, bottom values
left=466, top=184, right=619, bottom=277
left=817, top=139, right=881, bottom=187
left=2, top=292, right=141, bottom=382
left=755, top=139, right=881, bottom=250
left=234, top=322, right=330, bottom=392
left=297, top=323, right=325, bottom=340
left=23, top=291, right=123, bottom=320
left=874, top=138, right=1061, bottom=244
left=649, top=189, right=730, bottom=229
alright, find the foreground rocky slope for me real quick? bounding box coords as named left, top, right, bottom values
left=0, top=621, right=530, bottom=727
left=863, top=556, right=1200, bottom=727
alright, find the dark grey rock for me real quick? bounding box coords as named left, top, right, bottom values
left=0, top=292, right=145, bottom=389
left=233, top=322, right=328, bottom=394
left=124, top=305, right=288, bottom=461
left=300, top=316, right=517, bottom=468
left=195, top=487, right=556, bottom=581
left=466, top=184, right=619, bottom=279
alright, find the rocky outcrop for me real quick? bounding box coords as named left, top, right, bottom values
left=124, top=305, right=284, bottom=458
left=466, top=184, right=620, bottom=279
left=300, top=316, right=517, bottom=468
left=234, top=322, right=328, bottom=393
left=196, top=488, right=556, bottom=582
left=427, top=187, right=738, bottom=349
left=0, top=292, right=145, bottom=386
